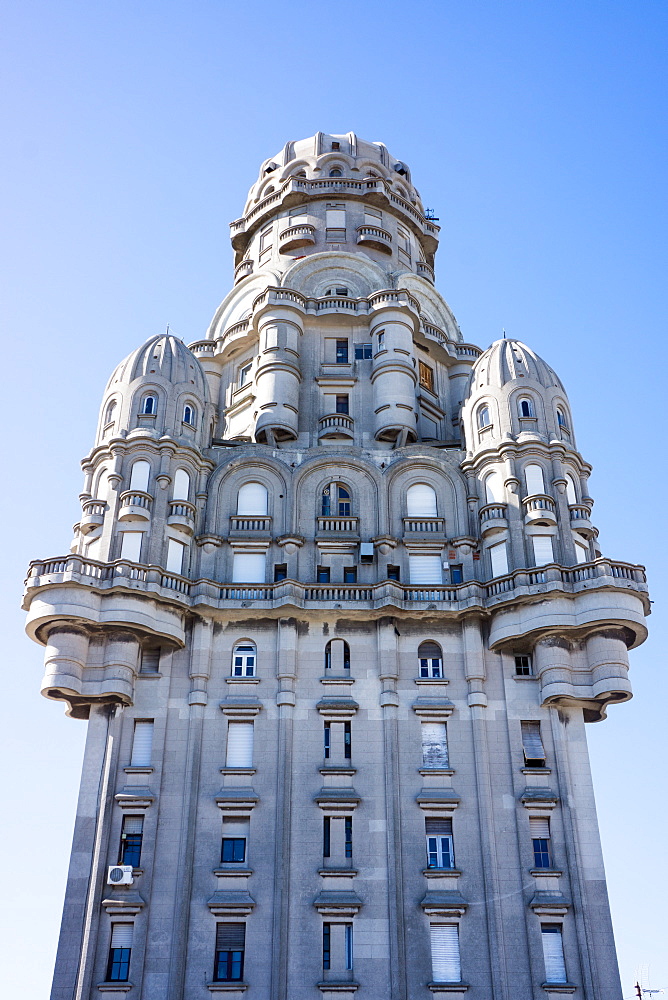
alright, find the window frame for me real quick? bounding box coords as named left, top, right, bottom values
left=231, top=641, right=257, bottom=678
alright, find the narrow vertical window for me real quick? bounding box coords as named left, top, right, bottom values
left=450, top=564, right=463, bottom=585
left=421, top=722, right=449, bottom=768
left=323, top=816, right=331, bottom=858
left=377, top=329, right=385, bottom=348
left=477, top=405, right=491, bottom=428
left=344, top=721, right=352, bottom=759
left=335, top=394, right=349, bottom=413
left=107, top=923, right=133, bottom=982
left=521, top=721, right=546, bottom=768
left=131, top=721, right=154, bottom=767
left=426, top=817, right=454, bottom=869
left=519, top=397, right=535, bottom=417
left=488, top=540, right=508, bottom=578
left=129, top=460, right=150, bottom=493
left=344, top=816, right=353, bottom=859
left=214, top=923, right=245, bottom=982
left=119, top=816, right=144, bottom=867
left=226, top=722, right=254, bottom=768
left=418, top=361, right=434, bottom=392
left=336, top=340, right=349, bottom=363
left=317, top=566, right=331, bottom=583
left=418, top=641, right=442, bottom=677
left=344, top=923, right=353, bottom=971
left=524, top=463, right=545, bottom=496
left=183, top=404, right=195, bottom=425
left=232, top=641, right=256, bottom=677
left=324, top=722, right=331, bottom=759
left=172, top=468, right=191, bottom=501
left=531, top=817, right=551, bottom=868
left=120, top=531, right=144, bottom=563
left=141, top=395, right=156, bottom=415
left=430, top=924, right=460, bottom=983
left=239, top=362, right=252, bottom=387
left=541, top=924, right=567, bottom=984
left=166, top=538, right=186, bottom=575
left=343, top=566, right=357, bottom=583
left=484, top=470, right=503, bottom=503
left=532, top=535, right=554, bottom=566
left=323, top=923, right=331, bottom=970
left=274, top=563, right=287, bottom=582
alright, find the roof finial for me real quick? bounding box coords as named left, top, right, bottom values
left=502, top=328, right=506, bottom=339
left=166, top=323, right=170, bottom=336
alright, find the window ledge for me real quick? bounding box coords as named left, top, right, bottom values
left=97, top=984, right=133, bottom=993
left=220, top=768, right=256, bottom=776
left=318, top=867, right=358, bottom=877
left=427, top=984, right=469, bottom=993
left=513, top=675, right=538, bottom=681
left=320, top=765, right=357, bottom=775
left=423, top=867, right=462, bottom=877
left=206, top=983, right=248, bottom=993
left=414, top=677, right=450, bottom=685
left=521, top=767, right=551, bottom=775
left=419, top=768, right=455, bottom=776
left=137, top=672, right=162, bottom=679
left=320, top=675, right=356, bottom=685
left=541, top=984, right=576, bottom=994
left=316, top=982, right=359, bottom=993
left=213, top=867, right=253, bottom=877
left=124, top=766, right=154, bottom=774
left=530, top=868, right=562, bottom=877
left=226, top=677, right=261, bottom=684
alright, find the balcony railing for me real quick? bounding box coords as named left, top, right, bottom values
left=279, top=224, right=316, bottom=252
left=569, top=504, right=592, bottom=521
left=356, top=225, right=392, bottom=253
left=416, top=261, right=435, bottom=282
left=402, top=517, right=446, bottom=533
left=523, top=495, right=556, bottom=514
left=118, top=491, right=153, bottom=521
left=234, top=259, right=254, bottom=283
left=317, top=516, right=359, bottom=534
left=318, top=413, right=354, bottom=439
left=229, top=516, right=272, bottom=533
left=479, top=503, right=507, bottom=522
left=80, top=499, right=106, bottom=534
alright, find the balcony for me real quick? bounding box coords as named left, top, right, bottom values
left=80, top=499, right=106, bottom=534
left=279, top=224, right=316, bottom=252
left=402, top=517, right=446, bottom=535
left=523, top=494, right=557, bottom=526
left=234, top=259, right=254, bottom=283
left=317, top=516, right=360, bottom=536
left=118, top=490, right=153, bottom=522
left=318, top=413, right=354, bottom=441
left=167, top=500, right=197, bottom=535
left=229, top=515, right=272, bottom=536
left=356, top=225, right=392, bottom=253
left=416, top=261, right=435, bottom=283
left=479, top=503, right=508, bottom=536
left=569, top=503, right=595, bottom=537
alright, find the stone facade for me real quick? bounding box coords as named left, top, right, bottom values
left=24, top=132, right=649, bottom=1000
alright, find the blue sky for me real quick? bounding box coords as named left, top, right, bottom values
left=1, top=1, right=666, bottom=995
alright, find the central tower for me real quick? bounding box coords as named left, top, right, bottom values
left=25, top=133, right=649, bottom=1000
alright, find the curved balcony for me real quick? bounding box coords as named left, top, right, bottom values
left=479, top=503, right=508, bottom=536
left=234, top=259, right=254, bottom=283
left=416, top=261, right=435, bottom=283
left=118, top=490, right=153, bottom=522
left=167, top=499, right=197, bottom=535
left=80, top=499, right=106, bottom=534
left=318, top=413, right=354, bottom=441
left=523, top=494, right=557, bottom=526
left=569, top=503, right=595, bottom=537
left=402, top=517, right=446, bottom=535
left=279, top=224, right=316, bottom=252
left=356, top=225, right=392, bottom=254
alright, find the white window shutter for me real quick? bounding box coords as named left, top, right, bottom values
left=525, top=464, right=545, bottom=496
left=172, top=469, right=190, bottom=501
left=123, top=816, right=143, bottom=835
left=541, top=925, right=567, bottom=983
left=489, top=541, right=508, bottom=578
left=407, top=483, right=437, bottom=516
left=166, top=539, right=186, bottom=574
left=521, top=722, right=545, bottom=762
left=430, top=924, right=460, bottom=982
left=422, top=722, right=449, bottom=767
left=237, top=482, right=268, bottom=515
left=129, top=460, right=150, bottom=493
left=226, top=722, right=254, bottom=767
left=565, top=474, right=577, bottom=506
left=409, top=555, right=442, bottom=585
left=574, top=540, right=589, bottom=564
left=530, top=817, right=550, bottom=839
left=131, top=722, right=154, bottom=766
left=111, top=924, right=134, bottom=949
left=120, top=532, right=143, bottom=563
left=233, top=553, right=266, bottom=583
left=532, top=535, right=554, bottom=566
left=484, top=471, right=503, bottom=503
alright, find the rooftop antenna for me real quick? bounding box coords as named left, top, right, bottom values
left=166, top=323, right=170, bottom=335
left=503, top=328, right=506, bottom=339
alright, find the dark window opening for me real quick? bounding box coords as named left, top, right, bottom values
left=387, top=564, right=401, bottom=581
left=335, top=395, right=349, bottom=414
left=323, top=816, right=331, bottom=858
left=324, top=722, right=331, bottom=759
left=336, top=340, right=349, bottom=364
left=450, top=564, right=463, bottom=585
left=515, top=655, right=532, bottom=676
left=221, top=838, right=246, bottom=864
left=343, top=566, right=357, bottom=584
left=274, top=563, right=287, bottom=582
left=214, top=925, right=245, bottom=983
left=344, top=721, right=352, bottom=759
left=119, top=817, right=143, bottom=868
left=354, top=343, right=372, bottom=360
left=345, top=816, right=353, bottom=858
left=317, top=566, right=331, bottom=583
left=533, top=838, right=551, bottom=868
left=323, top=924, right=331, bottom=969
left=107, top=948, right=131, bottom=982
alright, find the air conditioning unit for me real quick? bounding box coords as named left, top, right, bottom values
left=107, top=865, right=134, bottom=886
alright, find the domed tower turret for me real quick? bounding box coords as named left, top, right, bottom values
left=461, top=338, right=596, bottom=578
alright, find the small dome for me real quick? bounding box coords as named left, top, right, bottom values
left=106, top=334, right=209, bottom=399
left=470, top=339, right=564, bottom=393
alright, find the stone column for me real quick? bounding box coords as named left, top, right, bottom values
left=253, top=300, right=304, bottom=445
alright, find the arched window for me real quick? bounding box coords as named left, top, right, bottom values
left=172, top=469, right=191, bottom=501
left=325, top=639, right=350, bottom=672
left=104, top=400, right=117, bottom=425
left=329, top=168, right=342, bottom=177
left=518, top=397, right=535, bottom=418
left=141, top=394, right=157, bottom=415
left=407, top=483, right=437, bottom=517
left=484, top=470, right=504, bottom=504
left=477, top=405, right=491, bottom=429
left=183, top=404, right=196, bottom=426
left=418, top=641, right=443, bottom=678
left=565, top=474, right=578, bottom=506
left=524, top=463, right=545, bottom=496
left=322, top=482, right=351, bottom=517
left=129, top=460, right=150, bottom=493
left=232, top=641, right=257, bottom=677
left=557, top=407, right=568, bottom=429
left=237, top=482, right=268, bottom=516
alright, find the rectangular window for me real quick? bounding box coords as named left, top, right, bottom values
left=422, top=721, right=449, bottom=768
left=119, top=816, right=143, bottom=868
left=531, top=817, right=551, bottom=868
left=430, top=924, right=460, bottom=983
left=323, top=816, right=331, bottom=858
left=574, top=540, right=589, bottom=564
left=345, top=816, right=353, bottom=859
left=120, top=531, right=143, bottom=563
left=450, top=564, right=463, bottom=585
left=317, top=566, right=331, bottom=583
left=364, top=207, right=382, bottom=225
left=226, top=722, right=254, bottom=768
left=232, top=553, right=265, bottom=583
left=274, top=563, right=287, bottom=582
left=324, top=721, right=331, bottom=759
left=221, top=837, right=246, bottom=864
left=107, top=923, right=133, bottom=982
left=419, top=656, right=442, bottom=678
left=344, top=721, right=352, bottom=759
left=343, top=566, right=357, bottom=583
left=323, top=923, right=331, bottom=970
left=426, top=817, right=454, bottom=869
left=140, top=647, right=160, bottom=674
left=541, top=924, right=567, bottom=984
left=409, top=554, right=442, bottom=585
left=326, top=204, right=346, bottom=242
left=336, top=340, right=349, bottom=364
left=345, top=923, right=353, bottom=971
left=259, top=225, right=272, bottom=254
left=377, top=330, right=385, bottom=348
left=387, top=564, right=401, bottom=581
left=232, top=644, right=255, bottom=677
left=419, top=361, right=434, bottom=392
left=515, top=655, right=532, bottom=676
left=130, top=721, right=154, bottom=767
left=521, top=721, right=546, bottom=768
left=397, top=225, right=411, bottom=257
left=354, top=343, right=372, bottom=360
left=214, top=923, right=245, bottom=982
left=533, top=535, right=554, bottom=566
left=289, top=204, right=308, bottom=224
left=335, top=394, right=349, bottom=414
left=239, top=362, right=252, bottom=387
left=166, top=538, right=186, bottom=575
left=489, top=540, right=509, bottom=578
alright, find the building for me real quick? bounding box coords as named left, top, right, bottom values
left=24, top=132, right=650, bottom=1000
